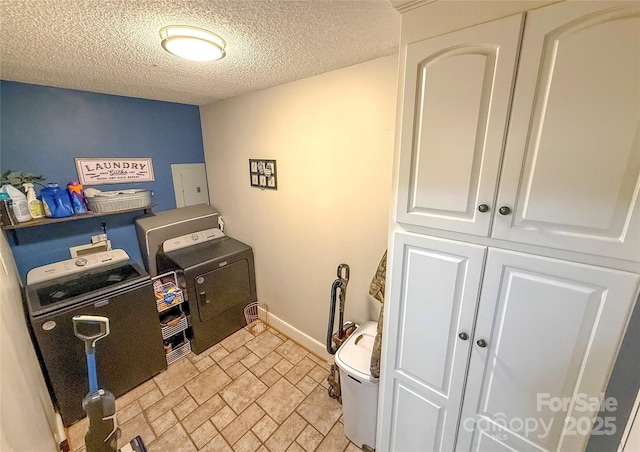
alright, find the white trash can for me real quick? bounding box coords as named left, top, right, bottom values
left=334, top=321, right=379, bottom=450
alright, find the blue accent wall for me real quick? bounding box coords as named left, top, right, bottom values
left=0, top=81, right=206, bottom=279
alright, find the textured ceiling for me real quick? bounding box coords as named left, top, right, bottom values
left=0, top=0, right=401, bottom=105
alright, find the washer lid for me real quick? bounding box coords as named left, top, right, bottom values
left=27, top=249, right=130, bottom=285
left=25, top=259, right=149, bottom=318
left=334, top=321, right=378, bottom=382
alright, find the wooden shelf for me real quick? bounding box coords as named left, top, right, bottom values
left=2, top=206, right=153, bottom=244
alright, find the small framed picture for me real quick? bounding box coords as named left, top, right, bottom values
left=249, top=159, right=277, bottom=190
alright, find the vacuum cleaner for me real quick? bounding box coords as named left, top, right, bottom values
left=72, top=315, right=147, bottom=452
left=326, top=264, right=358, bottom=400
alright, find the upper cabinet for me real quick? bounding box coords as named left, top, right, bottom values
left=396, top=14, right=524, bottom=236
left=395, top=3, right=640, bottom=263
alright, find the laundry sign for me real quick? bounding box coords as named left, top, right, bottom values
left=75, top=158, right=155, bottom=184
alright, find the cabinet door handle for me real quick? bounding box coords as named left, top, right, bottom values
left=498, top=206, right=511, bottom=215
left=477, top=339, right=488, bottom=348
left=478, top=204, right=489, bottom=213
left=458, top=332, right=469, bottom=340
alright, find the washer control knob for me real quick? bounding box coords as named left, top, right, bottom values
left=75, top=257, right=88, bottom=267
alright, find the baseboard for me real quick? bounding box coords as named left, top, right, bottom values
left=264, top=311, right=334, bottom=364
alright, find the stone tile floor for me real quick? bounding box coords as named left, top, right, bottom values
left=68, top=325, right=360, bottom=452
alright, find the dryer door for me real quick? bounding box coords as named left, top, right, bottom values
left=194, top=259, right=252, bottom=321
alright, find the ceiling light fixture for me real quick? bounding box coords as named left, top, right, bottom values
left=159, top=25, right=226, bottom=62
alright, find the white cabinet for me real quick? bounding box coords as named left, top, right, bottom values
left=396, top=14, right=523, bottom=237
left=493, top=3, right=640, bottom=262
left=457, top=249, right=639, bottom=452
left=379, top=233, right=639, bottom=451
left=395, top=3, right=640, bottom=262
left=380, top=233, right=486, bottom=451
left=381, top=2, right=640, bottom=451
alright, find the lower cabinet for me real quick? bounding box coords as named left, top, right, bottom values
left=378, top=232, right=640, bottom=451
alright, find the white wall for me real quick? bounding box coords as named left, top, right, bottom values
left=0, top=232, right=59, bottom=451
left=200, top=55, right=397, bottom=357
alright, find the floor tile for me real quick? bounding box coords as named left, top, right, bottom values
left=250, top=351, right=283, bottom=377
left=273, top=358, right=294, bottom=376
left=251, top=415, right=278, bottom=443
left=245, top=330, right=284, bottom=358
left=119, top=412, right=156, bottom=447
left=221, top=403, right=265, bottom=445
left=181, top=394, right=226, bottom=434
left=241, top=352, right=261, bottom=369
left=295, top=375, right=318, bottom=396
left=315, top=421, right=350, bottom=452
left=173, top=396, right=198, bottom=420
left=275, top=340, right=308, bottom=364
left=153, top=358, right=199, bottom=395
left=138, top=387, right=164, bottom=410
left=257, top=378, right=305, bottom=423
left=151, top=409, right=178, bottom=436
left=296, top=385, right=343, bottom=435
left=264, top=412, right=307, bottom=452
left=260, top=368, right=282, bottom=387
left=211, top=404, right=237, bottom=431
left=117, top=400, right=142, bottom=425
left=147, top=422, right=196, bottom=452
left=145, top=386, right=190, bottom=422
left=220, top=370, right=268, bottom=414
left=296, top=424, right=324, bottom=452
left=116, top=378, right=158, bottom=410
left=220, top=328, right=255, bottom=352
left=286, top=442, right=306, bottom=452
left=65, top=325, right=359, bottom=452
left=307, top=365, right=329, bottom=383
left=194, top=355, right=215, bottom=372
left=226, top=361, right=248, bottom=379
left=184, top=363, right=232, bottom=404
left=284, top=357, right=316, bottom=385
left=218, top=346, right=252, bottom=370
left=199, top=433, right=233, bottom=452
left=190, top=420, right=218, bottom=449
left=234, top=430, right=263, bottom=452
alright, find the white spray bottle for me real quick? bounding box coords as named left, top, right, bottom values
left=23, top=183, right=45, bottom=219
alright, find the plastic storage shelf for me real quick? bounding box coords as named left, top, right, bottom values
left=161, top=314, right=189, bottom=340
left=166, top=340, right=191, bottom=365
left=155, top=282, right=184, bottom=313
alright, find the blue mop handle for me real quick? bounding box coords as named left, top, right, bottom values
left=72, top=315, right=110, bottom=393
left=86, top=348, right=99, bottom=393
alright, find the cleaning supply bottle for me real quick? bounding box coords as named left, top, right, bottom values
left=0, top=184, right=32, bottom=222
left=23, top=183, right=45, bottom=219
left=40, top=183, right=74, bottom=218
left=0, top=193, right=19, bottom=225
left=67, top=180, right=87, bottom=214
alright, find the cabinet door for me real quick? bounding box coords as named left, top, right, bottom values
left=395, top=14, right=523, bottom=235
left=378, top=232, right=485, bottom=451
left=493, top=3, right=640, bottom=262
left=456, top=249, right=639, bottom=452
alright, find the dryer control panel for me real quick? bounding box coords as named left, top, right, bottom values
left=162, top=228, right=225, bottom=253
